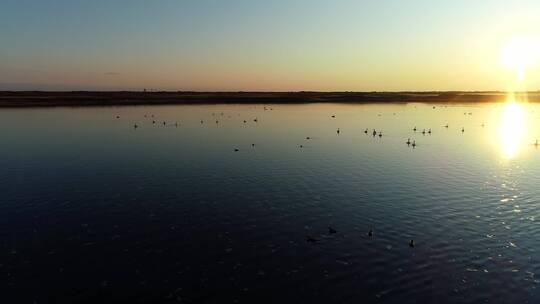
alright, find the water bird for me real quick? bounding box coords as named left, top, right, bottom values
left=428, top=128, right=431, bottom=134
left=306, top=236, right=319, bottom=243
left=331, top=115, right=335, bottom=118
left=251, top=144, right=255, bottom=147
left=144, top=114, right=147, bottom=118
left=299, top=145, right=303, bottom=148
left=328, top=226, right=337, bottom=234
left=461, top=127, right=465, bottom=133
left=152, top=120, right=156, bottom=124
left=234, top=148, right=239, bottom=152
left=216, top=120, right=219, bottom=124
left=422, top=129, right=426, bottom=135
left=406, top=138, right=411, bottom=145
left=243, top=120, right=247, bottom=123
left=409, top=239, right=415, bottom=247
left=116, top=115, right=120, bottom=119
left=337, top=128, right=340, bottom=135
left=368, top=228, right=373, bottom=237
left=364, top=128, right=368, bottom=134
left=372, top=129, right=377, bottom=136
left=134, top=124, right=138, bottom=128
left=306, top=137, right=311, bottom=140
left=254, top=118, right=258, bottom=122
left=175, top=122, right=178, bottom=127
left=534, top=140, right=539, bottom=147
left=444, top=124, right=448, bottom=128
left=201, top=120, right=204, bottom=124
left=413, top=127, right=417, bottom=132
left=163, top=121, right=166, bottom=125
left=378, top=132, right=383, bottom=138
left=412, top=140, right=417, bottom=148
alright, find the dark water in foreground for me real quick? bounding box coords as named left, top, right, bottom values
left=1, top=102, right=540, bottom=303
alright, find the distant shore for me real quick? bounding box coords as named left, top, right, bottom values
left=0, top=91, right=538, bottom=107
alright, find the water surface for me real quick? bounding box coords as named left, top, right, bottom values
left=1, top=102, right=540, bottom=303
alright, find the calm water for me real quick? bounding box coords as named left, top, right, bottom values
left=2, top=102, right=540, bottom=303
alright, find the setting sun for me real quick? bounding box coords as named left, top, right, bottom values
left=500, top=37, right=540, bottom=82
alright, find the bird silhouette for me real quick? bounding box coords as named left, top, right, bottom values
left=306, top=236, right=319, bottom=243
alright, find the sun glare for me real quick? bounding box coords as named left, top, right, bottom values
left=499, top=101, right=526, bottom=159
left=500, top=37, right=540, bottom=82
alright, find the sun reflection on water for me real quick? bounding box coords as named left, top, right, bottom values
left=499, top=100, right=526, bottom=159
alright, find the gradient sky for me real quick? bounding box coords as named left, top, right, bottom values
left=2, top=0, right=540, bottom=91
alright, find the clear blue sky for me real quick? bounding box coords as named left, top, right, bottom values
left=2, top=0, right=540, bottom=91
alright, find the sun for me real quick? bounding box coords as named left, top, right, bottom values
left=500, top=37, right=540, bottom=82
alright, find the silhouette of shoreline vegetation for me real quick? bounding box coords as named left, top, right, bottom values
left=0, top=91, right=538, bottom=107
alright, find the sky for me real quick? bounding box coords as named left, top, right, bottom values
left=2, top=0, right=540, bottom=91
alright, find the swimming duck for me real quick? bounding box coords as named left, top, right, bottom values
left=364, top=128, right=368, bottom=134
left=372, top=129, right=377, bottom=136
left=378, top=132, right=383, bottom=138
left=428, top=128, right=431, bottom=134
left=337, top=128, right=340, bottom=134
left=368, top=228, right=373, bottom=237
left=413, top=127, right=417, bottom=132
left=234, top=148, right=239, bottom=152
left=461, top=127, right=465, bottom=133
left=306, top=236, right=319, bottom=243
left=406, top=138, right=411, bottom=145
left=412, top=140, right=417, bottom=148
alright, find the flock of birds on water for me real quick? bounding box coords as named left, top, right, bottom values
left=114, top=105, right=540, bottom=248
left=117, top=105, right=540, bottom=152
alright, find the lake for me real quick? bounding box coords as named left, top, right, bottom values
left=1, top=101, right=540, bottom=303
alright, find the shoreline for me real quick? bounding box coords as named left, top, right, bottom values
left=0, top=91, right=538, bottom=107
